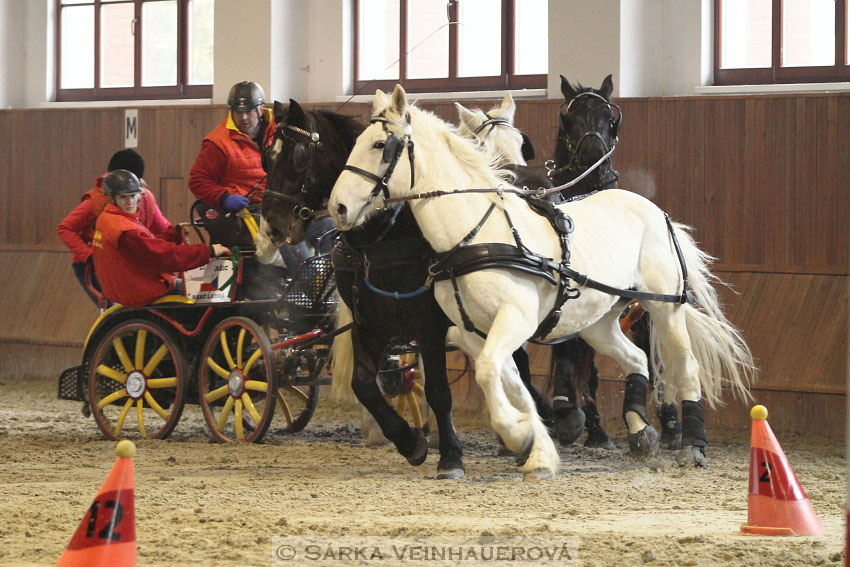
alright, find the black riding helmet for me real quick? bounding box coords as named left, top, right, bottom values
left=227, top=81, right=265, bottom=112
left=103, top=169, right=143, bottom=196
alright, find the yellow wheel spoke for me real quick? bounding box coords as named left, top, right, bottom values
left=241, top=393, right=262, bottom=424
left=397, top=393, right=407, bottom=418
left=114, top=399, right=134, bottom=436
left=134, top=329, right=147, bottom=369
left=206, top=357, right=230, bottom=380
left=234, top=399, right=244, bottom=440
left=147, top=377, right=177, bottom=389
left=411, top=381, right=425, bottom=396
left=243, top=349, right=263, bottom=374
left=281, top=385, right=309, bottom=402
left=136, top=399, right=147, bottom=439
left=407, top=392, right=424, bottom=429
left=113, top=337, right=133, bottom=373
left=204, top=384, right=230, bottom=404
left=245, top=380, right=268, bottom=393
left=237, top=328, right=246, bottom=369
left=143, top=344, right=169, bottom=376
left=276, top=390, right=293, bottom=426
left=144, top=391, right=170, bottom=420
left=97, top=388, right=128, bottom=409
left=96, top=365, right=127, bottom=384
left=216, top=396, right=235, bottom=431
left=219, top=331, right=235, bottom=369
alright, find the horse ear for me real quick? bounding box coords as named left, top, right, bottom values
left=373, top=89, right=389, bottom=113
left=288, top=99, right=305, bottom=125
left=455, top=102, right=476, bottom=129
left=391, top=84, right=408, bottom=114
left=560, top=75, right=577, bottom=101
left=600, top=74, right=614, bottom=100
left=273, top=100, right=287, bottom=123
left=499, top=92, right=516, bottom=122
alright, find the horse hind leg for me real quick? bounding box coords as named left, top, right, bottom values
left=645, top=304, right=707, bottom=467
left=579, top=313, right=659, bottom=458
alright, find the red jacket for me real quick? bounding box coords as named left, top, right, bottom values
left=188, top=107, right=275, bottom=206
left=57, top=174, right=174, bottom=263
left=92, top=204, right=211, bottom=307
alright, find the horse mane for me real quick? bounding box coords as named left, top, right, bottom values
left=404, top=105, right=514, bottom=189
left=313, top=109, right=365, bottom=150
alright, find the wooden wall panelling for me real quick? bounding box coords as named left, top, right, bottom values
left=0, top=111, right=9, bottom=244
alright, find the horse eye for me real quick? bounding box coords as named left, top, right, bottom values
left=372, top=141, right=386, bottom=150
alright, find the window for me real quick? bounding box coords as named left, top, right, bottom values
left=56, top=0, right=214, bottom=101
left=354, top=0, right=547, bottom=94
left=714, top=0, right=849, bottom=85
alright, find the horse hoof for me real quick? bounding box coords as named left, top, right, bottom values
left=436, top=468, right=465, bottom=480
left=404, top=430, right=429, bottom=467
left=628, top=425, right=659, bottom=458
left=675, top=445, right=707, bottom=468
left=522, top=468, right=553, bottom=482
left=584, top=435, right=616, bottom=451
left=555, top=408, right=586, bottom=446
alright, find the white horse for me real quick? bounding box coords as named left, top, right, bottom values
left=455, top=93, right=527, bottom=167
left=329, top=85, right=755, bottom=481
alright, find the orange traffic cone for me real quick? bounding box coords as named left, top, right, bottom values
left=57, top=440, right=137, bottom=566
left=741, top=405, right=824, bottom=536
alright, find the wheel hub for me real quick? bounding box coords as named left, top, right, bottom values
left=126, top=371, right=146, bottom=399
left=228, top=370, right=245, bottom=397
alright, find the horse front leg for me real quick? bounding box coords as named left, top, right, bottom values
left=418, top=329, right=465, bottom=479
left=463, top=305, right=560, bottom=481
left=351, top=328, right=428, bottom=466
left=511, top=347, right=553, bottom=425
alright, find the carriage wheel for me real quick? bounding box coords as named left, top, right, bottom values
left=199, top=317, right=276, bottom=443
left=87, top=319, right=186, bottom=441
left=275, top=384, right=320, bottom=433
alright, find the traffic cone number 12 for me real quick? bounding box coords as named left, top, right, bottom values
left=67, top=490, right=135, bottom=550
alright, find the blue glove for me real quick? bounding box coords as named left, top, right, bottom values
left=222, top=194, right=251, bottom=212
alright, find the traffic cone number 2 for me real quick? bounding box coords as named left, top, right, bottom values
left=750, top=448, right=806, bottom=501
left=66, top=491, right=135, bottom=550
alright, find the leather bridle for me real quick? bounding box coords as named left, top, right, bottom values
left=547, top=91, right=622, bottom=186
left=262, top=117, right=326, bottom=221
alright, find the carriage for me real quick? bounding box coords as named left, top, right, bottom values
left=57, top=209, right=343, bottom=444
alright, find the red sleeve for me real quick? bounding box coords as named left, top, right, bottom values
left=119, top=229, right=211, bottom=273
left=139, top=190, right=174, bottom=237
left=57, top=199, right=96, bottom=263
left=188, top=141, right=230, bottom=206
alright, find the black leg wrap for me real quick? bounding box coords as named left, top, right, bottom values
left=680, top=400, right=707, bottom=448
left=622, top=373, right=650, bottom=425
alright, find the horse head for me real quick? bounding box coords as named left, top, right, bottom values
left=553, top=74, right=621, bottom=189
left=258, top=99, right=362, bottom=263
left=455, top=93, right=534, bottom=166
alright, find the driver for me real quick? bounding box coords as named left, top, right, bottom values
left=188, top=80, right=308, bottom=276
left=92, top=170, right=230, bottom=307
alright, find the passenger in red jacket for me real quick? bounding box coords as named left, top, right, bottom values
left=92, top=170, right=230, bottom=308
left=58, top=149, right=174, bottom=305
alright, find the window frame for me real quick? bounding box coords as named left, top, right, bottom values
left=55, top=0, right=213, bottom=102
left=352, top=0, right=546, bottom=94
left=714, top=0, right=850, bottom=85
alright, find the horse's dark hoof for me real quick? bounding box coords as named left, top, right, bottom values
left=436, top=467, right=465, bottom=480
left=660, top=425, right=683, bottom=450
left=514, top=434, right=535, bottom=467
left=675, top=445, right=707, bottom=468
left=628, top=425, right=659, bottom=458
left=403, top=429, right=429, bottom=466
left=584, top=427, right=616, bottom=450
left=555, top=408, right=585, bottom=446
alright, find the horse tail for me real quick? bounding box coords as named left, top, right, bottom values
left=330, top=298, right=357, bottom=404
left=653, top=222, right=757, bottom=408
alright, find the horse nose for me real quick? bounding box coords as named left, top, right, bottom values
left=336, top=203, right=347, bottom=218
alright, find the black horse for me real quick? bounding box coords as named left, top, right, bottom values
left=547, top=74, right=682, bottom=450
